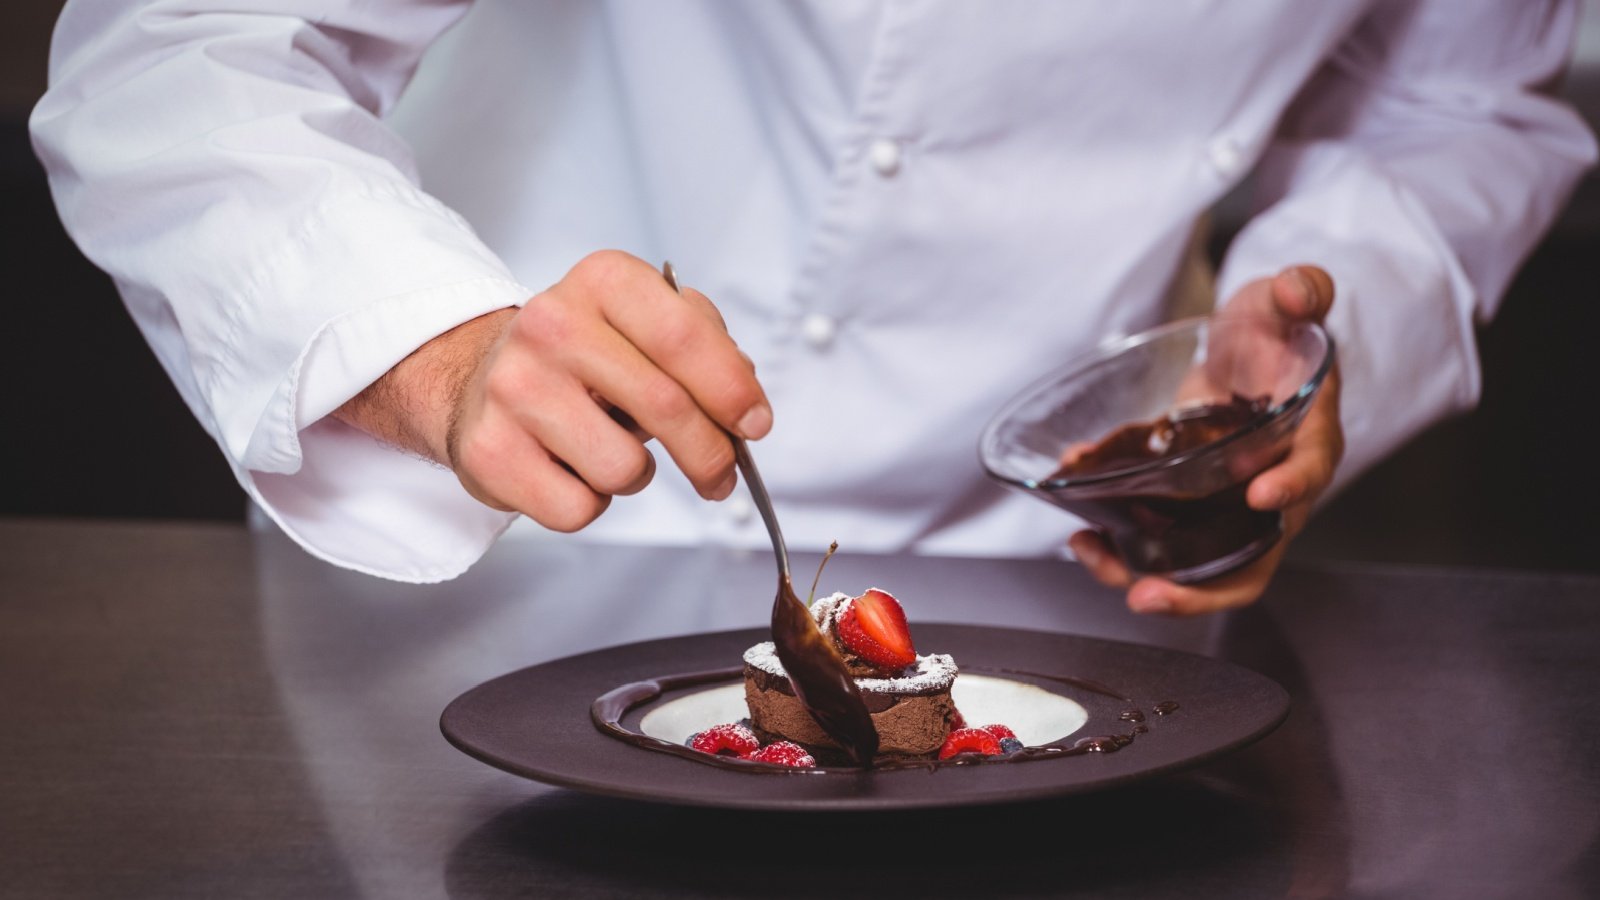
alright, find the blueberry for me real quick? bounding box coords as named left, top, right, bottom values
left=999, top=737, right=1024, bottom=755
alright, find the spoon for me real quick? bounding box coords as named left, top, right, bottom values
left=661, top=262, right=879, bottom=766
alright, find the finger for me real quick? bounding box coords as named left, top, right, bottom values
left=578, top=337, right=739, bottom=500
left=1068, top=531, right=1133, bottom=588
left=1246, top=365, right=1343, bottom=512
left=480, top=321, right=660, bottom=497
left=499, top=306, right=737, bottom=501
left=567, top=252, right=773, bottom=440
left=520, top=382, right=658, bottom=497
left=1270, top=265, right=1335, bottom=321
left=1126, top=537, right=1288, bottom=616
left=452, top=403, right=613, bottom=532
left=678, top=286, right=760, bottom=374
left=678, top=286, right=730, bottom=333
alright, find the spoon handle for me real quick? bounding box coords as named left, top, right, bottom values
left=731, top=438, right=792, bottom=585
left=661, top=261, right=792, bottom=584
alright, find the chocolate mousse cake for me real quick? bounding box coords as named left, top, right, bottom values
left=742, top=590, right=960, bottom=763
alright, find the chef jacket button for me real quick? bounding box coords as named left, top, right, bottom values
left=726, top=495, right=755, bottom=525
left=1207, top=136, right=1245, bottom=176
left=868, top=138, right=902, bottom=177
left=800, top=313, right=837, bottom=349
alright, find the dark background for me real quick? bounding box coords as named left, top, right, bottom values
left=4, top=2, right=1598, bottom=572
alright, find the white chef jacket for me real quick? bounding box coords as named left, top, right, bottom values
left=31, top=1, right=1597, bottom=582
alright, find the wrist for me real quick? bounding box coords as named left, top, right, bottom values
left=334, top=307, right=517, bottom=466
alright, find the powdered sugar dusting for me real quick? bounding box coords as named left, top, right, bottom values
left=742, top=588, right=957, bottom=692
left=808, top=592, right=849, bottom=631
left=743, top=641, right=958, bottom=693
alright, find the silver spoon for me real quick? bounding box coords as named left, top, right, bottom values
left=660, top=261, right=877, bottom=766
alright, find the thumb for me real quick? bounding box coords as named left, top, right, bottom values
left=1270, top=265, right=1335, bottom=322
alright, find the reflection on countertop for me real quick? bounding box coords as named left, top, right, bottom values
left=4, top=518, right=1597, bottom=899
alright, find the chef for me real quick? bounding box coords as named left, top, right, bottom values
left=30, top=1, right=1595, bottom=613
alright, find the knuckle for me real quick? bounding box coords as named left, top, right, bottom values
left=587, top=446, right=653, bottom=496
left=689, top=441, right=736, bottom=488
left=452, top=426, right=505, bottom=482
left=639, top=374, right=696, bottom=423
left=650, top=310, right=700, bottom=357
left=569, top=249, right=637, bottom=293
left=537, top=491, right=610, bottom=533
left=513, top=295, right=575, bottom=350
left=480, top=361, right=527, bottom=408
left=685, top=288, right=728, bottom=330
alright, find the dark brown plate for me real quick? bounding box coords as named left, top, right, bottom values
left=439, top=624, right=1288, bottom=811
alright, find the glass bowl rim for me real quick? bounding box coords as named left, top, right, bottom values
left=977, top=313, right=1337, bottom=491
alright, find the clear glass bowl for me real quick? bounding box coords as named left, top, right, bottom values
left=978, top=314, right=1335, bottom=583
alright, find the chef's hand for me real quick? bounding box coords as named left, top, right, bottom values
left=1067, top=265, right=1344, bottom=616
left=334, top=250, right=770, bottom=531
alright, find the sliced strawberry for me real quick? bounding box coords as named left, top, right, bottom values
left=689, top=722, right=760, bottom=756
left=938, top=727, right=1002, bottom=760
left=745, top=741, right=816, bottom=768
left=836, top=588, right=916, bottom=669
left=979, top=723, right=1016, bottom=741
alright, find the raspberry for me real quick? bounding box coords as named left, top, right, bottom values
left=949, top=707, right=967, bottom=730
left=689, top=722, right=760, bottom=756
left=980, top=723, right=1016, bottom=741
left=746, top=741, right=817, bottom=768
left=938, top=727, right=1002, bottom=760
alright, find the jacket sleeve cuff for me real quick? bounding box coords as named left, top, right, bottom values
left=240, top=272, right=532, bottom=583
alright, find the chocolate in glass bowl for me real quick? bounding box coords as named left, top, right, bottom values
left=978, top=314, right=1334, bottom=583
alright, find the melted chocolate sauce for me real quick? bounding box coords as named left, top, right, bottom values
left=1047, top=394, right=1282, bottom=577
left=1051, top=393, right=1272, bottom=480
left=591, top=666, right=827, bottom=774
left=592, top=666, right=1180, bottom=774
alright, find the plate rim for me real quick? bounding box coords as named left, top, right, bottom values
left=440, top=623, right=1290, bottom=811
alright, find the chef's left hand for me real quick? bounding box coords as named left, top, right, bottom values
left=1068, top=265, right=1344, bottom=616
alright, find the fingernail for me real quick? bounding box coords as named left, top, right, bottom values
left=1070, top=538, right=1102, bottom=569
left=713, top=471, right=737, bottom=500
left=1292, top=270, right=1317, bottom=309
left=737, top=404, right=772, bottom=440
left=1132, top=593, right=1173, bottom=615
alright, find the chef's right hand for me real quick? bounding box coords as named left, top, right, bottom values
left=335, top=250, right=771, bottom=531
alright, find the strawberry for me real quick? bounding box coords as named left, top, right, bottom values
left=836, top=588, right=916, bottom=669
left=938, top=727, right=1002, bottom=760
left=689, top=723, right=760, bottom=757
left=745, top=741, right=816, bottom=768
left=979, top=723, right=1016, bottom=742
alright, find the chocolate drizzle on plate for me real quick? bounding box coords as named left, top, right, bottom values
left=590, top=666, right=828, bottom=774
left=591, top=666, right=1181, bottom=774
